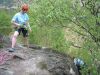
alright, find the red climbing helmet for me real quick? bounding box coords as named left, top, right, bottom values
left=21, top=4, right=29, bottom=11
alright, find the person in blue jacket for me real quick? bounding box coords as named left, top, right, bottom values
left=74, top=57, right=85, bottom=75
left=9, top=4, right=32, bottom=52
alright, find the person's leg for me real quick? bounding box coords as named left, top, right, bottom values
left=23, top=37, right=29, bottom=48
left=22, top=28, right=29, bottom=48
left=11, top=31, right=19, bottom=48
left=77, top=65, right=82, bottom=75
left=8, top=31, right=19, bottom=52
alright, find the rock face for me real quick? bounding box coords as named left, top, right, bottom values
left=0, top=35, right=79, bottom=75
left=0, top=34, right=11, bottom=48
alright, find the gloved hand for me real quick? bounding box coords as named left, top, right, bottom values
left=19, top=24, right=23, bottom=27
left=18, top=23, right=27, bottom=29
left=16, top=24, right=21, bottom=28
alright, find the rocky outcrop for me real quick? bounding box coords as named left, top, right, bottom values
left=0, top=35, right=79, bottom=75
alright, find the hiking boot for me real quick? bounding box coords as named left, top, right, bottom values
left=8, top=48, right=15, bottom=52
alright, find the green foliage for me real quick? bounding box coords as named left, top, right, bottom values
left=68, top=0, right=100, bottom=74
left=29, top=0, right=100, bottom=74
left=0, top=9, right=12, bottom=35
left=29, top=0, right=72, bottom=52
left=29, top=0, right=71, bottom=27
left=29, top=26, right=69, bottom=52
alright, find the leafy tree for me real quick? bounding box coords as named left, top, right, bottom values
left=29, top=0, right=100, bottom=74
left=64, top=0, right=100, bottom=74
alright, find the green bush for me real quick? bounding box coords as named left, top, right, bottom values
left=29, top=26, right=70, bottom=52
left=0, top=9, right=12, bottom=35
